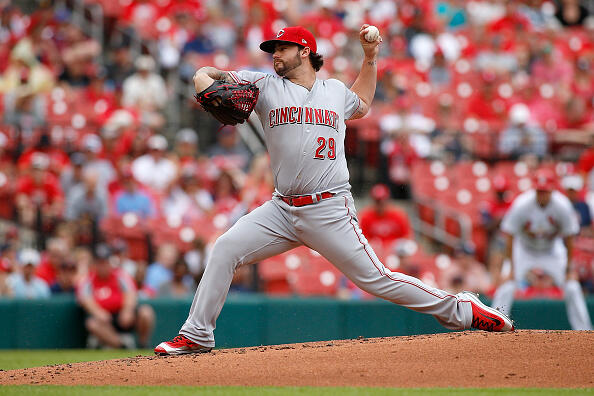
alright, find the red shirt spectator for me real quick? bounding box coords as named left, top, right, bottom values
left=78, top=267, right=135, bottom=313
left=578, top=146, right=594, bottom=175
left=358, top=184, right=411, bottom=246
left=35, top=238, right=69, bottom=286
left=16, top=170, right=63, bottom=206
left=17, top=145, right=70, bottom=175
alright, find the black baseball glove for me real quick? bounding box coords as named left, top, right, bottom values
left=194, top=80, right=259, bottom=125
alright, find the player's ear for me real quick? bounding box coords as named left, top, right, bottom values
left=301, top=46, right=311, bottom=58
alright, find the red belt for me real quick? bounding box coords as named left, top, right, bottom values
left=280, top=192, right=334, bottom=207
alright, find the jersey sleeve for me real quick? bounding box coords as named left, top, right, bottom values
left=557, top=194, right=580, bottom=236
left=343, top=83, right=361, bottom=120
left=229, top=70, right=269, bottom=86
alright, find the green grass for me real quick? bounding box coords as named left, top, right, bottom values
left=0, top=387, right=591, bottom=395
left=0, top=349, right=153, bottom=370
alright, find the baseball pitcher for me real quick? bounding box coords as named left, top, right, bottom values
left=491, top=169, right=592, bottom=330
left=155, top=25, right=514, bottom=355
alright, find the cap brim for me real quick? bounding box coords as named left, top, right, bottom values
left=260, top=39, right=298, bottom=53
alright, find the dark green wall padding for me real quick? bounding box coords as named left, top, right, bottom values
left=0, top=294, right=592, bottom=349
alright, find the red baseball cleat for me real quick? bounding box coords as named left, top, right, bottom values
left=154, top=334, right=212, bottom=356
left=463, top=292, right=515, bottom=332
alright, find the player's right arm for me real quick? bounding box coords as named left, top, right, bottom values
left=492, top=232, right=513, bottom=287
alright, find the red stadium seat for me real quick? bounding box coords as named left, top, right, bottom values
left=101, top=213, right=149, bottom=261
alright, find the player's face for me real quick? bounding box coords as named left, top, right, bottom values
left=536, top=190, right=552, bottom=207
left=272, top=44, right=302, bottom=76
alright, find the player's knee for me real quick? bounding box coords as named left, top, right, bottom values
left=564, top=280, right=582, bottom=298
left=211, top=233, right=243, bottom=266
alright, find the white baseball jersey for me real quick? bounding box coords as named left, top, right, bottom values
left=493, top=189, right=592, bottom=330
left=501, top=190, right=579, bottom=252
left=229, top=71, right=360, bottom=196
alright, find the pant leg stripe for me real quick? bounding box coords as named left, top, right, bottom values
left=343, top=196, right=460, bottom=302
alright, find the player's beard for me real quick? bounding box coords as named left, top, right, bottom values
left=274, top=51, right=302, bottom=76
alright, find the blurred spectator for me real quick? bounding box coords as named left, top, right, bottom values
left=531, top=42, right=573, bottom=87
left=440, top=242, right=491, bottom=294
left=17, top=133, right=70, bottom=175
left=239, top=153, right=274, bottom=213
left=562, top=174, right=592, bottom=231
left=498, top=103, right=548, bottom=160
left=161, top=165, right=213, bottom=221
left=81, top=134, right=117, bottom=189
left=181, top=18, right=215, bottom=56
left=466, top=72, right=504, bottom=123
left=49, top=259, right=78, bottom=295
left=428, top=48, right=451, bottom=87
left=157, top=259, right=194, bottom=297
left=0, top=39, right=54, bottom=94
left=113, top=168, right=156, bottom=219
left=131, top=135, right=177, bottom=192
left=555, top=0, right=590, bottom=26
left=0, top=249, right=13, bottom=297
left=60, top=152, right=87, bottom=193
left=15, top=153, right=63, bottom=228
left=105, top=44, right=135, bottom=90
left=77, top=243, right=155, bottom=348
left=121, top=55, right=167, bottom=128
left=381, top=131, right=418, bottom=199
left=184, top=238, right=207, bottom=282
left=65, top=168, right=108, bottom=222
left=144, top=243, right=179, bottom=295
left=516, top=268, right=563, bottom=299
left=175, top=128, right=200, bottom=165
left=430, top=95, right=471, bottom=162
left=57, top=23, right=100, bottom=87
left=212, top=170, right=241, bottom=216
left=2, top=84, right=46, bottom=131
left=6, top=248, right=50, bottom=299
left=358, top=184, right=411, bottom=248
left=208, top=126, right=252, bottom=172
left=36, top=237, right=68, bottom=286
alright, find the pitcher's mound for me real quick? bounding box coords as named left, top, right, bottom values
left=2, top=330, right=593, bottom=388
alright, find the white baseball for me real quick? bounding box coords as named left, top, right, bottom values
left=364, top=26, right=380, bottom=42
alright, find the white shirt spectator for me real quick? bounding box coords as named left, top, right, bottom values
left=6, top=273, right=51, bottom=299
left=122, top=56, right=168, bottom=110
left=131, top=154, right=177, bottom=192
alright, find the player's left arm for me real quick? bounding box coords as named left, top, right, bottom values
left=349, top=24, right=381, bottom=120
left=563, top=235, right=576, bottom=278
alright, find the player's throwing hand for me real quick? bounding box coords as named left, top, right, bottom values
left=359, top=24, right=382, bottom=59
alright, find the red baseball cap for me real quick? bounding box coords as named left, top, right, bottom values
left=260, top=26, right=317, bottom=54
left=533, top=169, right=556, bottom=191
left=370, top=184, right=390, bottom=201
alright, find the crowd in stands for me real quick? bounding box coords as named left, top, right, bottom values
left=0, top=0, right=593, bottom=306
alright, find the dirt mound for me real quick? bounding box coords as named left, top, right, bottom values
left=1, top=330, right=593, bottom=388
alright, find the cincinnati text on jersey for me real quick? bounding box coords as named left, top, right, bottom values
left=268, top=107, right=339, bottom=131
